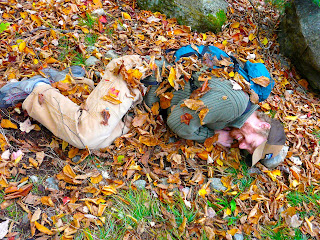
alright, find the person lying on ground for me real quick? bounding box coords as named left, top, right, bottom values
left=0, top=52, right=287, bottom=168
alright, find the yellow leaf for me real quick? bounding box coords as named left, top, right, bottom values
left=34, top=221, right=54, bottom=235
left=249, top=33, right=255, bottom=41
left=81, top=27, right=89, bottom=33
left=45, top=57, right=58, bottom=64
left=271, top=169, right=281, bottom=176
left=285, top=115, right=298, bottom=121
left=292, top=179, right=299, bottom=187
left=62, top=141, right=68, bottom=151
left=222, top=40, right=228, bottom=46
left=30, top=15, right=42, bottom=27
left=261, top=103, right=271, bottom=110
left=229, top=71, right=235, bottom=77
left=20, top=12, right=28, bottom=19
left=101, top=185, right=117, bottom=195
left=33, top=59, right=39, bottom=64
left=231, top=22, right=240, bottom=28
left=25, top=47, right=35, bottom=56
left=0, top=175, right=8, bottom=189
left=1, top=119, right=18, bottom=129
left=63, top=164, right=77, bottom=178
left=198, top=188, right=207, bottom=198
left=227, top=228, right=238, bottom=236
left=262, top=37, right=268, bottom=45
left=14, top=154, right=22, bottom=164
left=182, top=99, right=204, bottom=110
left=216, top=158, right=223, bottom=166
left=168, top=67, right=176, bottom=87
left=137, top=34, right=144, bottom=40
left=61, top=74, right=74, bottom=84
left=122, top=12, right=132, bottom=20
left=41, top=196, right=55, bottom=207
left=90, top=174, right=103, bottom=184
left=93, top=0, right=102, bottom=7
left=29, top=158, right=38, bottom=169
left=225, top=208, right=232, bottom=216
left=18, top=41, right=26, bottom=52
left=202, top=33, right=207, bottom=40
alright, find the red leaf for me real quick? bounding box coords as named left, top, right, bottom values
left=101, top=110, right=110, bottom=126
left=181, top=113, right=193, bottom=125
left=99, top=15, right=107, bottom=23
left=63, top=196, right=71, bottom=205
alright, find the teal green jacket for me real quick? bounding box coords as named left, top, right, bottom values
left=144, top=76, right=259, bottom=142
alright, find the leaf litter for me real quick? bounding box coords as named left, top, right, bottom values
left=0, top=0, right=320, bottom=239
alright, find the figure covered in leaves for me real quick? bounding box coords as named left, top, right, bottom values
left=144, top=45, right=287, bottom=168
left=0, top=55, right=147, bottom=149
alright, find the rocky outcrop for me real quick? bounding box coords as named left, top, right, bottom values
left=136, top=0, right=228, bottom=33
left=278, top=0, right=320, bottom=90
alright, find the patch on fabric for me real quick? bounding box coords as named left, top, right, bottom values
left=264, top=153, right=273, bottom=160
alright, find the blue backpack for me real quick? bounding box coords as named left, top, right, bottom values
left=174, top=45, right=274, bottom=102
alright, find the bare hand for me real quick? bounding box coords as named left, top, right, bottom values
left=215, top=130, right=233, bottom=147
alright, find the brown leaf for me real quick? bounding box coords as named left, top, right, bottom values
left=132, top=113, right=148, bottom=127
left=249, top=90, right=259, bottom=104
left=101, top=109, right=110, bottom=126
left=204, top=134, right=219, bottom=148
left=40, top=196, right=54, bottom=207
left=161, top=206, right=177, bottom=228
left=180, top=113, right=193, bottom=125
left=101, top=95, right=122, bottom=105
left=181, top=99, right=205, bottom=110
left=159, top=92, right=173, bottom=109
left=178, top=217, right=187, bottom=236
left=251, top=76, right=270, bottom=87
left=198, top=108, right=209, bottom=125
left=4, top=183, right=33, bottom=199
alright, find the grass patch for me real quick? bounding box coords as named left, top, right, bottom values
left=286, top=187, right=320, bottom=213
left=85, top=34, right=98, bottom=46
left=165, top=193, right=197, bottom=226
left=79, top=13, right=96, bottom=29
left=312, top=130, right=320, bottom=144
left=226, top=160, right=254, bottom=192
left=72, top=52, right=86, bottom=66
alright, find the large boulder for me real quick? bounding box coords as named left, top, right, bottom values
left=278, top=0, right=320, bottom=90
left=136, top=0, right=228, bottom=33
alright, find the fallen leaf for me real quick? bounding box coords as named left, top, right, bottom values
left=180, top=113, right=193, bottom=125
left=251, top=76, right=270, bottom=87
left=1, top=119, right=17, bottom=129
left=34, top=221, right=54, bottom=235
left=0, top=219, right=9, bottom=239
left=19, top=118, right=35, bottom=133
left=101, top=109, right=110, bottom=125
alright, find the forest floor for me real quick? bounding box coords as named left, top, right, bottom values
left=0, top=0, right=320, bottom=239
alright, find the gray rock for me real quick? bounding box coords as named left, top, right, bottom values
left=85, top=56, right=101, bottom=67
left=133, top=180, right=147, bottom=190
left=105, top=50, right=119, bottom=59
left=29, top=175, right=39, bottom=183
left=86, top=46, right=97, bottom=53
left=208, top=178, right=227, bottom=191
left=260, top=146, right=289, bottom=169
left=136, top=0, right=228, bottom=33
left=91, top=8, right=106, bottom=16
left=45, top=177, right=59, bottom=191
left=248, top=168, right=261, bottom=174
left=72, top=155, right=81, bottom=163
left=233, top=233, right=244, bottom=240
left=278, top=0, right=320, bottom=90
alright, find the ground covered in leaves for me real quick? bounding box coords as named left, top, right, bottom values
left=0, top=0, right=320, bottom=239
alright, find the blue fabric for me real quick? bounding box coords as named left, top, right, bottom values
left=244, top=61, right=275, bottom=102
left=173, top=45, right=274, bottom=102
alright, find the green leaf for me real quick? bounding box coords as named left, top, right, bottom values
left=0, top=22, right=10, bottom=33
left=230, top=199, right=236, bottom=212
